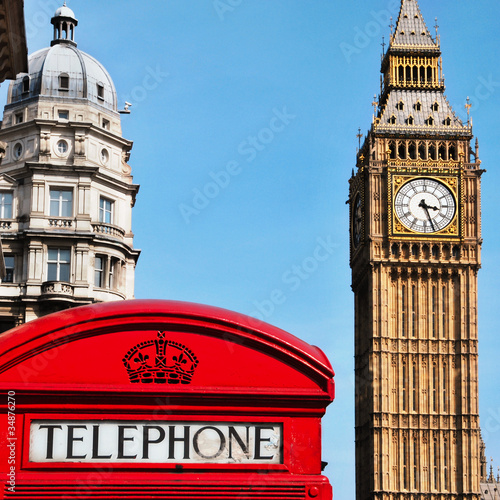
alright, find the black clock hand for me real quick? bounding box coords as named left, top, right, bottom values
left=419, top=199, right=436, bottom=231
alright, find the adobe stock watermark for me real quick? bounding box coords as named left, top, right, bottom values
left=25, top=0, right=61, bottom=39
left=213, top=0, right=244, bottom=21
left=450, top=74, right=500, bottom=123
left=119, top=65, right=169, bottom=111
left=340, top=0, right=400, bottom=63
left=178, top=106, right=296, bottom=224
left=248, top=236, right=337, bottom=324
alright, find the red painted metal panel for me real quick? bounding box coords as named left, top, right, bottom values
left=0, top=300, right=334, bottom=499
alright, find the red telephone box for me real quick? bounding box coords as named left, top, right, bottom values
left=0, top=300, right=334, bottom=499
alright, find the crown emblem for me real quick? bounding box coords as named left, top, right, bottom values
left=122, top=332, right=198, bottom=384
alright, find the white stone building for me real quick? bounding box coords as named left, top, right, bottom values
left=0, top=4, right=140, bottom=330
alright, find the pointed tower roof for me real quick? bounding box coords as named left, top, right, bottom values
left=391, top=0, right=438, bottom=50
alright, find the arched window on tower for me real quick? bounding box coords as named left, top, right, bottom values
left=389, top=141, right=397, bottom=159
left=407, top=116, right=415, bottom=126
left=412, top=66, right=418, bottom=83
left=427, top=116, right=435, bottom=126
left=402, top=284, right=406, bottom=338
left=419, top=66, right=425, bottom=84
left=427, top=66, right=433, bottom=83
left=398, top=142, right=406, bottom=159
left=412, top=363, right=417, bottom=411
left=438, top=143, right=447, bottom=160
left=433, top=438, right=439, bottom=488
left=389, top=115, right=397, bottom=125
left=397, top=100, right=405, bottom=111
left=406, top=66, right=411, bottom=83
left=402, top=361, right=407, bottom=411
left=429, top=143, right=437, bottom=160
left=411, top=285, right=416, bottom=337
left=418, top=142, right=427, bottom=159
left=432, top=286, right=437, bottom=338
left=449, top=144, right=457, bottom=161
left=399, top=66, right=404, bottom=84
left=408, top=141, right=416, bottom=158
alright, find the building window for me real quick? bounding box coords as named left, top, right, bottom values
left=15, top=113, right=23, bottom=124
left=95, top=256, right=104, bottom=288
left=415, top=101, right=422, bottom=111
left=3, top=256, right=14, bottom=283
left=57, top=140, right=69, bottom=155
left=49, top=189, right=73, bottom=217
left=99, top=197, right=113, bottom=224
left=102, top=118, right=110, bottom=130
left=59, top=73, right=69, bottom=90
left=0, top=192, right=13, bottom=219
left=397, top=101, right=404, bottom=111
left=411, top=285, right=416, bottom=337
left=100, top=148, right=109, bottom=164
left=48, top=248, right=71, bottom=282
left=94, top=255, right=121, bottom=290
left=402, top=362, right=407, bottom=411
left=13, top=143, right=23, bottom=159
left=97, top=83, right=104, bottom=100
left=22, top=76, right=30, bottom=93
left=401, top=285, right=406, bottom=337
left=58, top=110, right=69, bottom=120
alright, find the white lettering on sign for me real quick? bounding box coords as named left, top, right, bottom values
left=29, top=421, right=282, bottom=464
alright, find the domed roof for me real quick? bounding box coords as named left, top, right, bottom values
left=54, top=5, right=76, bottom=20
left=8, top=45, right=117, bottom=112
left=7, top=4, right=117, bottom=112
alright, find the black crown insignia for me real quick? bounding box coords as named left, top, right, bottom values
left=122, top=332, right=199, bottom=384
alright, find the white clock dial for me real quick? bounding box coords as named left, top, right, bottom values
left=394, top=178, right=456, bottom=233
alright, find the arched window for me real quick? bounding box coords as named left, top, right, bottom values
left=22, top=76, right=30, bottom=93
left=427, top=116, right=435, bottom=126
left=398, top=142, right=406, bottom=159
left=449, top=144, right=457, bottom=161
left=419, top=66, right=425, bottom=83
left=418, top=142, right=427, bottom=159
left=389, top=141, right=397, bottom=159
left=429, top=143, right=437, bottom=160
left=407, top=116, right=415, bottom=126
left=59, top=73, right=69, bottom=90
left=408, top=141, right=416, bottom=158
left=438, top=143, right=447, bottom=160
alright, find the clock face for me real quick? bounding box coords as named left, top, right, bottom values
left=352, top=194, right=362, bottom=247
left=394, top=178, right=456, bottom=233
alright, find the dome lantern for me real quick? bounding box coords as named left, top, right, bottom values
left=51, top=2, right=78, bottom=47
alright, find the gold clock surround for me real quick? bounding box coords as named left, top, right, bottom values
left=389, top=167, right=462, bottom=239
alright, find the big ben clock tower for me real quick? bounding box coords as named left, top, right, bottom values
left=349, top=2, right=483, bottom=500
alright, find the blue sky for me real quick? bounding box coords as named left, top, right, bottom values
left=6, top=1, right=500, bottom=498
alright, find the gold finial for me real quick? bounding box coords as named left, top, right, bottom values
left=434, top=17, right=439, bottom=37
left=356, top=128, right=363, bottom=151
left=465, top=96, right=472, bottom=125
left=389, top=17, right=394, bottom=36
left=372, top=95, right=378, bottom=115
left=359, top=154, right=365, bottom=163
